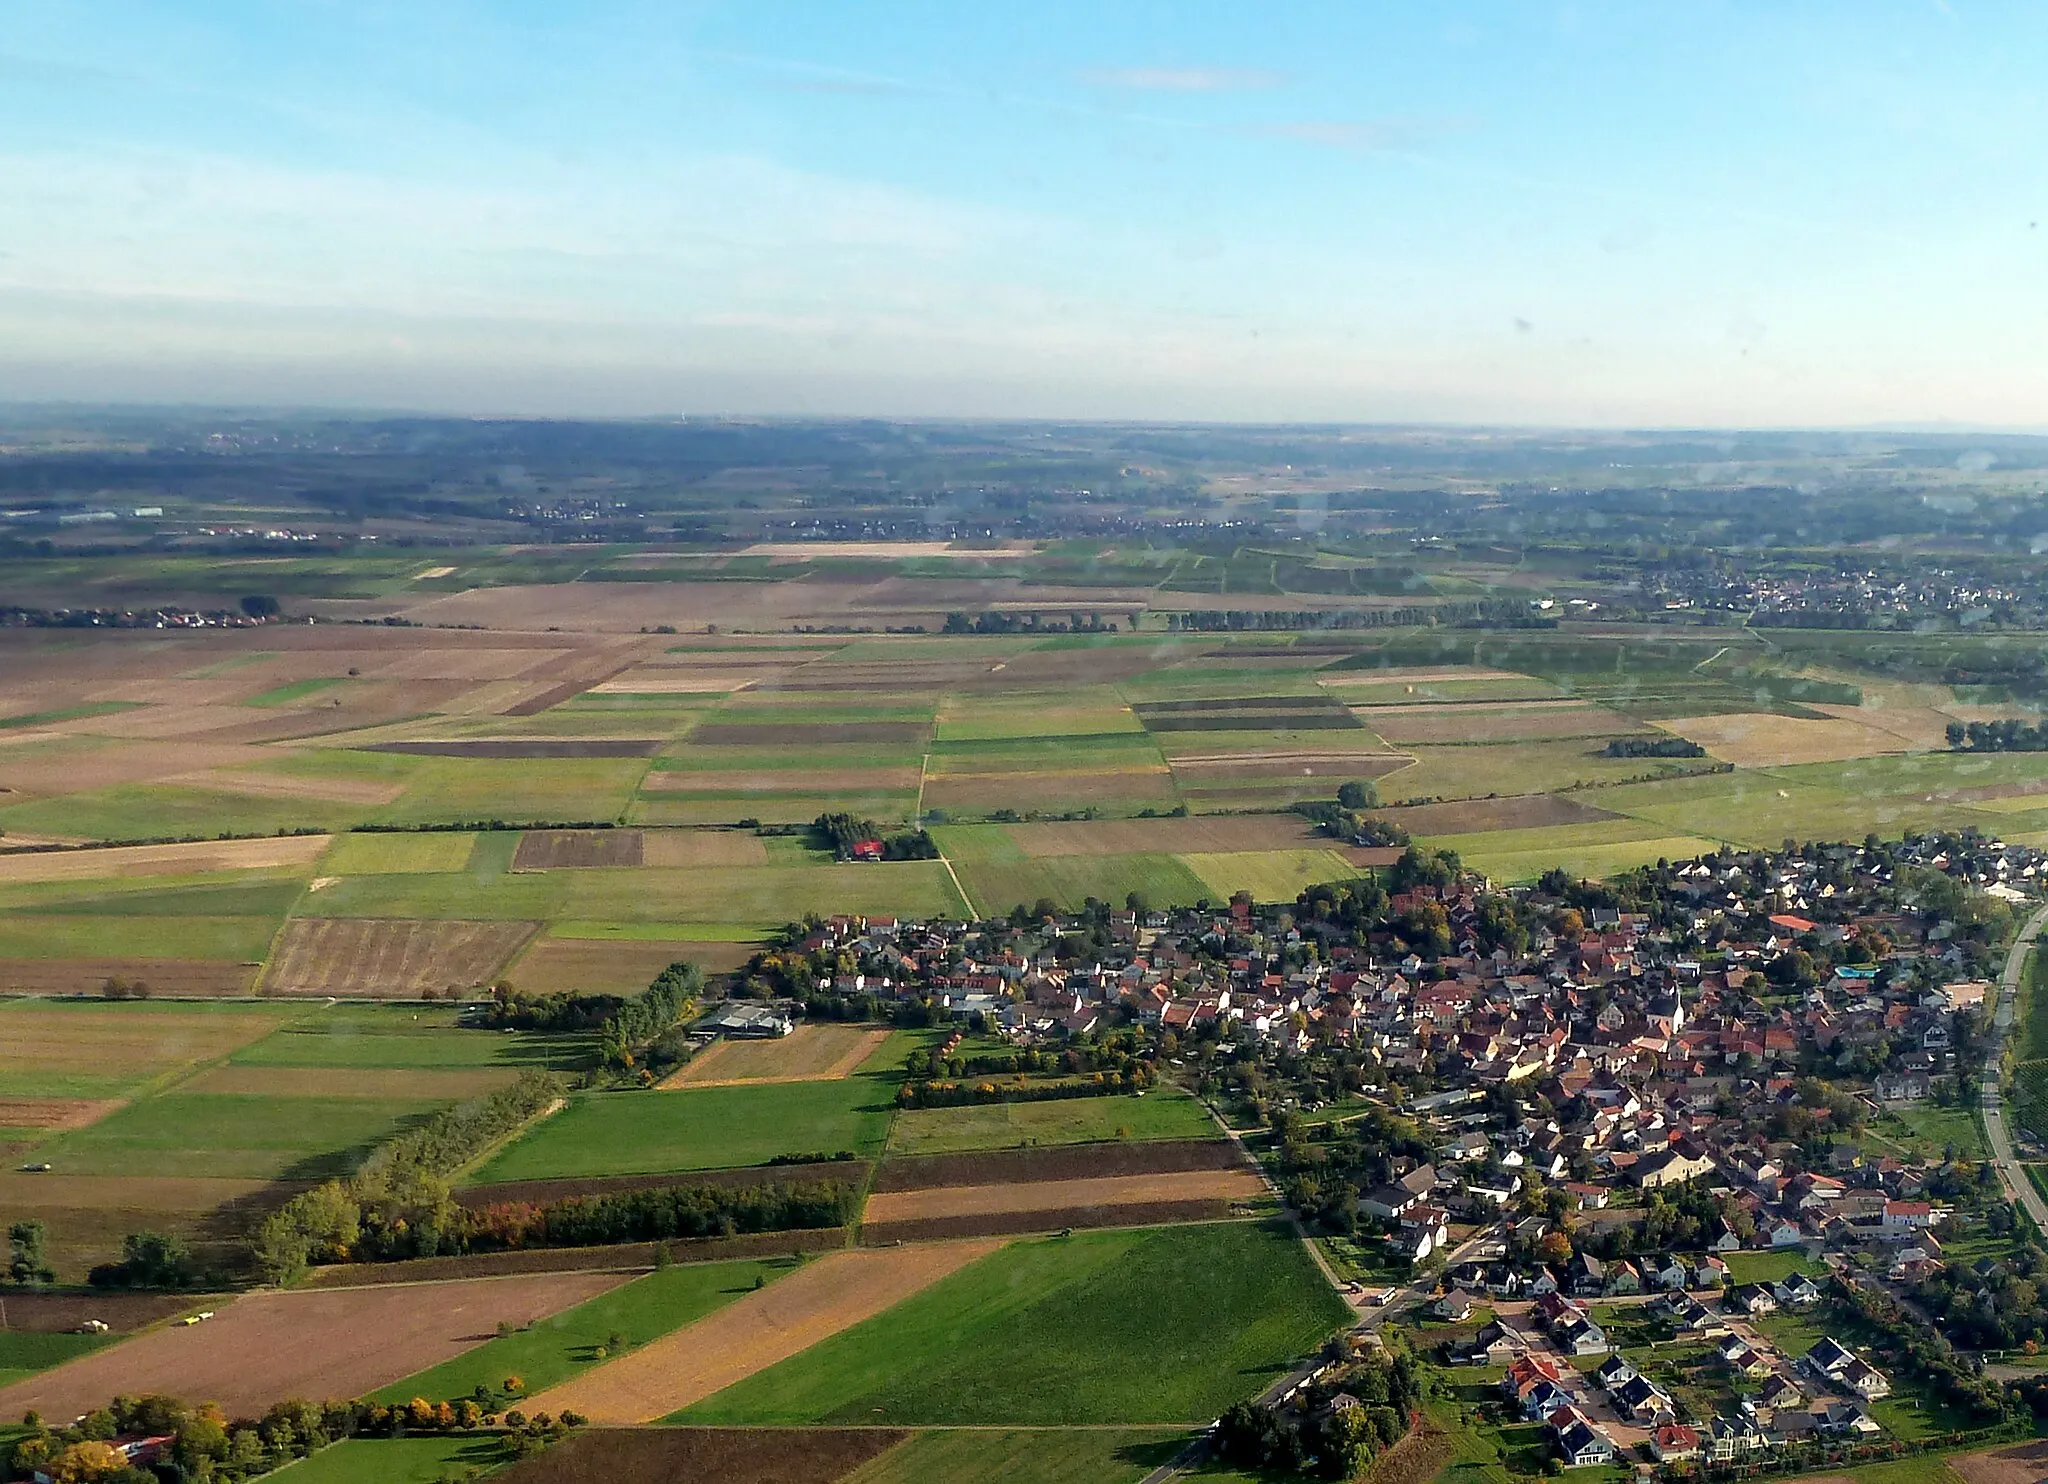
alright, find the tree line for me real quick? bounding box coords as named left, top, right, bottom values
left=450, top=1178, right=857, bottom=1253
left=1948, top=718, right=2048, bottom=752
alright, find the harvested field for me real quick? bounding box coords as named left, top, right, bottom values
left=509, top=937, right=755, bottom=993
left=306, top=1228, right=849, bottom=1287
left=181, top=1065, right=517, bottom=1099
left=359, top=738, right=663, bottom=758
left=3, top=1007, right=285, bottom=1080
left=0, top=1271, right=629, bottom=1419
left=1951, top=1440, right=2048, bottom=1484
left=513, top=828, right=644, bottom=869
left=0, top=834, right=328, bottom=883
left=872, top=1138, right=1241, bottom=1193
left=455, top=1160, right=869, bottom=1208
left=1140, top=712, right=1363, bottom=732
left=0, top=1098, right=122, bottom=1130
left=1362, top=701, right=1638, bottom=743
left=662, top=1025, right=891, bottom=1088
left=1165, top=750, right=1409, bottom=782
left=632, top=830, right=769, bottom=868
left=860, top=1201, right=1244, bottom=1245
left=1380, top=793, right=1619, bottom=835
left=522, top=1241, right=1003, bottom=1423
left=922, top=768, right=1178, bottom=810
left=1006, top=814, right=1322, bottom=857
left=689, top=722, right=928, bottom=746
left=165, top=769, right=405, bottom=806
left=863, top=1169, right=1263, bottom=1225
left=495, top=1427, right=908, bottom=1484
left=642, top=767, right=921, bottom=796
left=1658, top=710, right=1920, bottom=766
left=0, top=1291, right=212, bottom=1334
left=0, top=1173, right=283, bottom=1213
left=262, top=918, right=538, bottom=997
left=0, top=958, right=260, bottom=996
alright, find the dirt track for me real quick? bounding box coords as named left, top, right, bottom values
left=522, top=1241, right=1002, bottom=1422
left=0, top=1270, right=628, bottom=1419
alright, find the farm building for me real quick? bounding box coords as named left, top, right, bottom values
left=699, top=1004, right=796, bottom=1038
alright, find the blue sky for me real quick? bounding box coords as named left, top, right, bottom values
left=1, top=1, right=2042, bottom=424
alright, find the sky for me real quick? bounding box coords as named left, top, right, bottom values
left=1, top=1, right=2044, bottom=426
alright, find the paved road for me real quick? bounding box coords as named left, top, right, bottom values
left=1982, top=902, right=2048, bottom=1231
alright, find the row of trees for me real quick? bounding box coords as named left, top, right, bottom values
left=896, top=1064, right=1154, bottom=1108
left=1948, top=718, right=2048, bottom=751
left=1604, top=735, right=1706, bottom=757
left=254, top=1071, right=563, bottom=1281
left=450, top=1178, right=857, bottom=1252
left=4, top=1390, right=581, bottom=1484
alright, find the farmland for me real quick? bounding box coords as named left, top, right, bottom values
left=883, top=1086, right=1221, bottom=1156
left=676, top=1221, right=1351, bottom=1425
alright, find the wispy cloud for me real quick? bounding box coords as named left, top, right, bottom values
left=1246, top=117, right=1476, bottom=153
left=1080, top=66, right=1287, bottom=93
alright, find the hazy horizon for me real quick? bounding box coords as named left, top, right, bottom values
left=5, top=2, right=2043, bottom=426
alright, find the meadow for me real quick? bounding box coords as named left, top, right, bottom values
left=675, top=1221, right=1350, bottom=1425
left=468, top=1075, right=899, bottom=1183
left=883, top=1087, right=1220, bottom=1156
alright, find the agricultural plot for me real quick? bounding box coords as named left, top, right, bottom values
left=494, top=1427, right=910, bottom=1484
left=28, top=1091, right=445, bottom=1180
left=0, top=834, right=328, bottom=884
left=842, top=1429, right=1188, bottom=1484
left=231, top=1004, right=586, bottom=1070
left=956, top=853, right=1209, bottom=916
left=554, top=861, right=965, bottom=927
left=861, top=1167, right=1264, bottom=1238
left=3, top=1001, right=292, bottom=1100
left=884, top=1087, right=1219, bottom=1157
left=1180, top=848, right=1359, bottom=902
left=255, top=1438, right=512, bottom=1484
left=262, top=917, right=539, bottom=996
left=663, top=1025, right=893, bottom=1087
left=1362, top=701, right=1641, bottom=745
left=509, top=934, right=755, bottom=992
left=0, top=1271, right=629, bottom=1420
left=678, top=1221, right=1350, bottom=1426
left=317, top=831, right=478, bottom=874
left=372, top=1256, right=788, bottom=1404
left=370, top=757, right=650, bottom=828
left=1590, top=769, right=1965, bottom=849
left=468, top=1073, right=900, bottom=1182
left=527, top=1242, right=1005, bottom=1422
left=1457, top=832, right=1724, bottom=885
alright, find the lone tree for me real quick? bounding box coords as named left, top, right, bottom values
left=239, top=594, right=281, bottom=620
left=8, top=1219, right=55, bottom=1286
left=1337, top=779, right=1377, bottom=810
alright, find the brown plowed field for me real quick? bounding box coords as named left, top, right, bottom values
left=861, top=1200, right=1242, bottom=1245
left=305, top=1227, right=849, bottom=1287
left=509, top=937, right=757, bottom=993
left=642, top=768, right=920, bottom=797
left=498, top=1427, right=907, bottom=1484
left=0, top=1098, right=122, bottom=1130
left=864, top=1169, right=1263, bottom=1225
left=640, top=830, right=772, bottom=867
left=512, top=828, right=644, bottom=869
left=1006, top=815, right=1322, bottom=857
left=0, top=1270, right=629, bottom=1419
left=0, top=958, right=260, bottom=996
left=0, top=1291, right=217, bottom=1334
left=523, top=1241, right=1003, bottom=1422
left=870, top=1138, right=1243, bottom=1193
left=1380, top=793, right=1619, bottom=835
left=0, top=835, right=330, bottom=883
left=661, top=1025, right=890, bottom=1088
left=1951, top=1440, right=2048, bottom=1484
left=456, top=1161, right=868, bottom=1208
left=182, top=1066, right=517, bottom=1099
left=0, top=1174, right=286, bottom=1213
left=262, top=918, right=538, bottom=996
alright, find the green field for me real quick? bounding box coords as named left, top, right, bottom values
left=0, top=912, right=284, bottom=960
left=1180, top=848, right=1361, bottom=902
left=955, top=854, right=1209, bottom=916
left=234, top=1007, right=585, bottom=1070
left=0, top=783, right=372, bottom=842
left=373, top=1257, right=788, bottom=1404
left=1879, top=1101, right=1987, bottom=1163
left=319, top=831, right=479, bottom=874
left=0, top=1330, right=115, bottom=1388
left=33, top=1093, right=443, bottom=1180
left=1458, top=833, right=1724, bottom=884
left=262, top=1437, right=511, bottom=1484
left=677, top=1221, right=1350, bottom=1425
left=1720, top=1250, right=1825, bottom=1285
left=846, top=1428, right=1188, bottom=1484
left=559, top=862, right=966, bottom=925
left=884, top=1087, right=1221, bottom=1156
left=470, top=1074, right=899, bottom=1183
left=246, top=676, right=348, bottom=707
